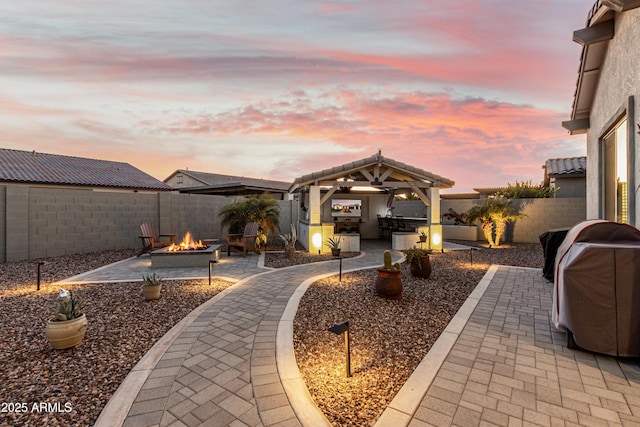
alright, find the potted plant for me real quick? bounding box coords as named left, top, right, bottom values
left=404, top=246, right=432, bottom=279
left=45, top=289, right=87, bottom=350
left=419, top=229, right=428, bottom=243
left=324, top=236, right=343, bottom=257
left=279, top=224, right=297, bottom=259
left=142, top=273, right=162, bottom=300
left=375, top=250, right=402, bottom=299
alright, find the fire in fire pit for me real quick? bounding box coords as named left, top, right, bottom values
left=168, top=232, right=208, bottom=251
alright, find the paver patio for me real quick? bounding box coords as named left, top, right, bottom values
left=87, top=243, right=640, bottom=426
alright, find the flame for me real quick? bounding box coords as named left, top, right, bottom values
left=167, top=232, right=207, bottom=251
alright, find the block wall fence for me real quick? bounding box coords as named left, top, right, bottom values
left=1, top=185, right=586, bottom=262
left=394, top=197, right=587, bottom=244
left=1, top=185, right=299, bottom=262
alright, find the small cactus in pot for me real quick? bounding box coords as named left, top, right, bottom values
left=376, top=250, right=402, bottom=299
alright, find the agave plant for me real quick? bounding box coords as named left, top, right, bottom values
left=142, top=273, right=162, bottom=287
left=279, top=224, right=297, bottom=248
left=324, top=236, right=343, bottom=250
left=51, top=288, right=83, bottom=321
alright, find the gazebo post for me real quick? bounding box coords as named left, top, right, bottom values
left=427, top=187, right=443, bottom=251
left=307, top=185, right=330, bottom=254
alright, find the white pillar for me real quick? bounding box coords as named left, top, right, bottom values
left=427, top=187, right=441, bottom=224
left=427, top=187, right=442, bottom=250
left=309, top=185, right=321, bottom=224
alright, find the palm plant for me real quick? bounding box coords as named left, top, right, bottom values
left=219, top=194, right=280, bottom=246
left=465, top=199, right=525, bottom=247
left=488, top=199, right=524, bottom=246
left=465, top=202, right=495, bottom=247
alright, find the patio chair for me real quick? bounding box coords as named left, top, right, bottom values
left=226, top=222, right=261, bottom=256
left=138, top=222, right=175, bottom=256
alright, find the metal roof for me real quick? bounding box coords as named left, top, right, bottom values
left=0, top=148, right=172, bottom=190
left=167, top=169, right=291, bottom=194
left=289, top=151, right=454, bottom=192
left=545, top=157, right=587, bottom=177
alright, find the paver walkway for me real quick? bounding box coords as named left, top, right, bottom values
left=95, top=241, right=393, bottom=426
left=92, top=245, right=640, bottom=426
left=387, top=266, right=640, bottom=427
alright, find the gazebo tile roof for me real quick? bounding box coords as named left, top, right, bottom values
left=290, top=152, right=454, bottom=191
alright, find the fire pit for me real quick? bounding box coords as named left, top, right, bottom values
left=149, top=232, right=220, bottom=268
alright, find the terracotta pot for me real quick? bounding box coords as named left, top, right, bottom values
left=45, top=314, right=88, bottom=350
left=142, top=284, right=162, bottom=301
left=375, top=268, right=402, bottom=300
left=331, top=248, right=341, bottom=257
left=409, top=256, right=432, bottom=279
left=285, top=246, right=296, bottom=259
left=419, top=235, right=427, bottom=243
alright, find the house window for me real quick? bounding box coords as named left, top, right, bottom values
left=602, top=118, right=628, bottom=223
left=176, top=174, right=183, bottom=184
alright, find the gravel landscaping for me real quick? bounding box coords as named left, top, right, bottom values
left=0, top=249, right=234, bottom=427
left=0, top=241, right=545, bottom=426
left=293, top=242, right=544, bottom=426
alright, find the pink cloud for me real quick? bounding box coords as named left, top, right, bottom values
left=147, top=88, right=583, bottom=190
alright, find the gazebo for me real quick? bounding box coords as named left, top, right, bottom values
left=289, top=151, right=454, bottom=253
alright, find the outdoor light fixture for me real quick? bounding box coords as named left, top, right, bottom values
left=208, top=259, right=218, bottom=286
left=37, top=261, right=45, bottom=291
left=312, top=232, right=322, bottom=254
left=432, top=232, right=442, bottom=247
left=328, top=321, right=351, bottom=377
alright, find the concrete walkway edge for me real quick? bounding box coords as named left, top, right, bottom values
left=276, top=264, right=385, bottom=427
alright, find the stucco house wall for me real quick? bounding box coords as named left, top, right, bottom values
left=585, top=7, right=640, bottom=226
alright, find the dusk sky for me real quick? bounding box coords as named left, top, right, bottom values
left=1, top=0, right=592, bottom=192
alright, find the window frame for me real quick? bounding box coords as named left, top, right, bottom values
left=598, top=96, right=636, bottom=224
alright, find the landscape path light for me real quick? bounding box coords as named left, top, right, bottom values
left=37, top=261, right=45, bottom=291
left=328, top=321, right=351, bottom=377
left=209, top=259, right=218, bottom=286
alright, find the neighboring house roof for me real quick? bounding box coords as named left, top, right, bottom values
left=290, top=151, right=454, bottom=192
left=563, top=0, right=640, bottom=134
left=166, top=169, right=291, bottom=195
left=545, top=157, right=587, bottom=177
left=472, top=187, right=505, bottom=196
left=0, top=148, right=172, bottom=190
left=440, top=193, right=481, bottom=200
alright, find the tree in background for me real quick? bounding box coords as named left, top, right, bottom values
left=219, top=194, right=280, bottom=246
left=487, top=199, right=524, bottom=247
left=465, top=199, right=525, bottom=247
left=494, top=180, right=558, bottom=199
left=465, top=202, right=495, bottom=246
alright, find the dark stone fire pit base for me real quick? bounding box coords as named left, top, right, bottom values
left=150, top=245, right=221, bottom=268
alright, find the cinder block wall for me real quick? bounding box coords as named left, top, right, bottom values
left=394, top=198, right=586, bottom=244
left=1, top=185, right=299, bottom=262
left=510, top=198, right=587, bottom=243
